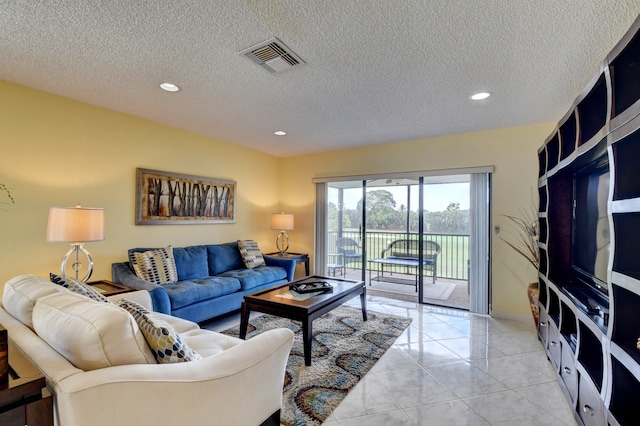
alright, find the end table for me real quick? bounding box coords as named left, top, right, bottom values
left=265, top=252, right=310, bottom=276
left=86, top=280, right=134, bottom=297
left=0, top=339, right=53, bottom=425
left=327, top=253, right=345, bottom=276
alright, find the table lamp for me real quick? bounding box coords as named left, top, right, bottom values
left=46, top=205, right=105, bottom=281
left=271, top=212, right=294, bottom=256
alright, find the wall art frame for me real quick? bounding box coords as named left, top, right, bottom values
left=136, top=168, right=236, bottom=225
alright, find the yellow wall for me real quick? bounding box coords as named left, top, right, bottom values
left=0, top=81, right=281, bottom=283
left=1, top=80, right=556, bottom=318
left=280, top=123, right=555, bottom=317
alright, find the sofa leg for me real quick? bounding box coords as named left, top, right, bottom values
left=259, top=409, right=280, bottom=426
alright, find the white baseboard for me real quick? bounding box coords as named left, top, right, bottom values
left=490, top=311, right=533, bottom=323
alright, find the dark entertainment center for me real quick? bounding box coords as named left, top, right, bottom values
left=537, top=15, right=640, bottom=426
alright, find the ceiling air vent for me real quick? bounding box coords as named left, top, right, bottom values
left=238, top=37, right=305, bottom=73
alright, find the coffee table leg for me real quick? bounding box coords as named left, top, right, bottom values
left=303, top=319, right=312, bottom=366
left=239, top=301, right=250, bottom=339
left=360, top=288, right=368, bottom=321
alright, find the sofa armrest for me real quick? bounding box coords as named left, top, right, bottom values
left=263, top=255, right=296, bottom=281
left=111, top=262, right=171, bottom=314
left=54, top=328, right=294, bottom=426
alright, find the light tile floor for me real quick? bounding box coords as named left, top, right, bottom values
left=203, top=295, right=577, bottom=426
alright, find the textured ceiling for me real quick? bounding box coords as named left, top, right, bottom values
left=1, top=1, right=639, bottom=157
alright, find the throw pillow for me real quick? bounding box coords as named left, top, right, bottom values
left=237, top=240, right=265, bottom=269
left=117, top=298, right=202, bottom=363
left=129, top=246, right=178, bottom=284
left=49, top=273, right=112, bottom=303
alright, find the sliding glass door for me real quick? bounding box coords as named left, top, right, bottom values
left=314, top=168, right=492, bottom=314
left=325, top=180, right=366, bottom=281
left=420, top=175, right=471, bottom=308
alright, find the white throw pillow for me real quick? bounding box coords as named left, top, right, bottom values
left=33, top=291, right=156, bottom=370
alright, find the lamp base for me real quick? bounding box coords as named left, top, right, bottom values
left=275, top=231, right=290, bottom=256
left=60, top=243, right=95, bottom=282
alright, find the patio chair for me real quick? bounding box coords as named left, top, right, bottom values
left=336, top=237, right=362, bottom=270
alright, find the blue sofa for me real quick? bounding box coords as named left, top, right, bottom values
left=111, top=242, right=296, bottom=323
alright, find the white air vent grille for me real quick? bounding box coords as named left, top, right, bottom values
left=238, top=37, right=305, bottom=73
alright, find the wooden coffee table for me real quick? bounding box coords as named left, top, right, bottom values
left=240, top=275, right=367, bottom=366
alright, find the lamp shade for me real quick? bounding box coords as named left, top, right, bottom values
left=271, top=213, right=294, bottom=231
left=46, top=206, right=105, bottom=242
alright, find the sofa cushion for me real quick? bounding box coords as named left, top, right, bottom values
left=49, top=273, right=112, bottom=303
left=32, top=291, right=156, bottom=370
left=129, top=246, right=179, bottom=284
left=206, top=242, right=245, bottom=275
left=238, top=240, right=266, bottom=269
left=173, top=245, right=209, bottom=280
left=180, top=328, right=244, bottom=358
left=1, top=274, right=62, bottom=329
left=153, top=311, right=200, bottom=334
left=117, top=299, right=202, bottom=363
left=220, top=266, right=287, bottom=291
left=161, top=277, right=241, bottom=310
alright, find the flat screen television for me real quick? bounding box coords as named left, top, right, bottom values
left=572, top=157, right=610, bottom=296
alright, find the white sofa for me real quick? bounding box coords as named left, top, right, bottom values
left=0, top=275, right=294, bottom=426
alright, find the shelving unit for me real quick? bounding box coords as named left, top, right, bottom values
left=537, top=16, right=640, bottom=426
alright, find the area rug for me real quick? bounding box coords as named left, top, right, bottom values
left=221, top=305, right=412, bottom=426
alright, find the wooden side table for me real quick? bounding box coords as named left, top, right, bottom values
left=0, top=340, right=53, bottom=426
left=266, top=252, right=310, bottom=276
left=86, top=280, right=134, bottom=297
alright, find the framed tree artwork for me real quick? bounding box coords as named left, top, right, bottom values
left=136, top=168, right=236, bottom=225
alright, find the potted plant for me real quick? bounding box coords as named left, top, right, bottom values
left=500, top=207, right=540, bottom=326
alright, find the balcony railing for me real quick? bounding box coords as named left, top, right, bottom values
left=328, top=230, right=469, bottom=281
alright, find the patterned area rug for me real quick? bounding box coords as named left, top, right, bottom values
left=222, top=306, right=412, bottom=426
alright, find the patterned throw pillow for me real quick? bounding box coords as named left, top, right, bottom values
left=117, top=298, right=202, bottom=364
left=238, top=240, right=265, bottom=269
left=49, top=273, right=112, bottom=303
left=129, top=246, right=178, bottom=284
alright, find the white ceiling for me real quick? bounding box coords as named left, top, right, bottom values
left=1, top=2, right=639, bottom=158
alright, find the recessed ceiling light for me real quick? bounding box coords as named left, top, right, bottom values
left=274, top=131, right=286, bottom=136
left=470, top=92, right=491, bottom=100
left=160, top=82, right=180, bottom=92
